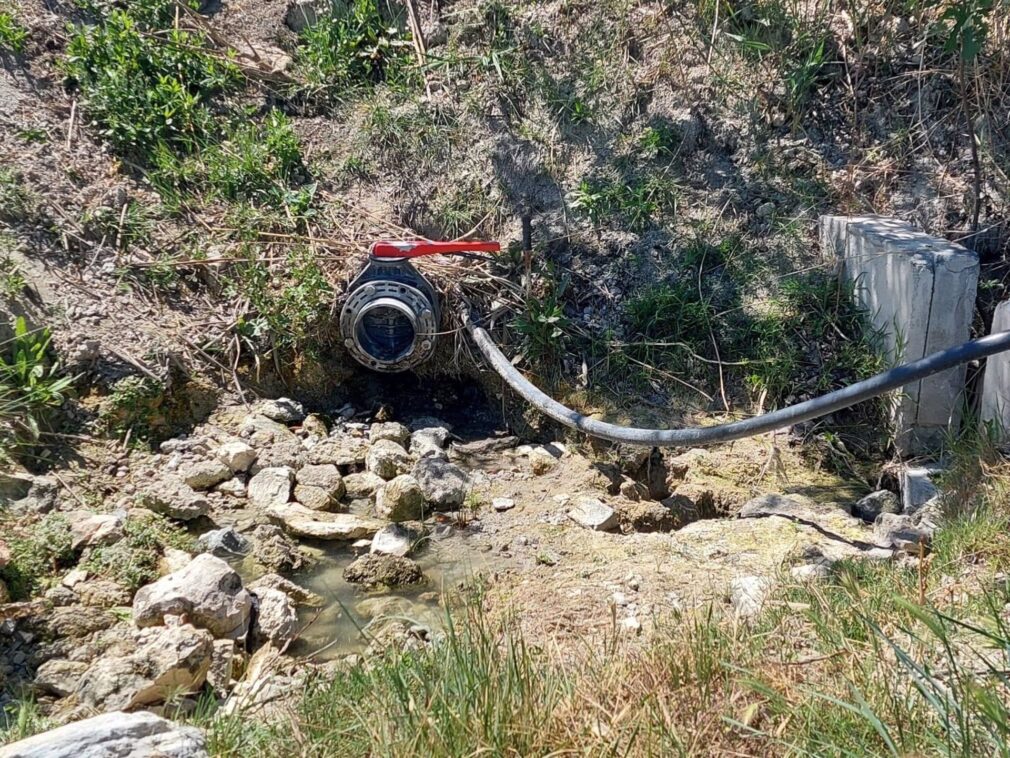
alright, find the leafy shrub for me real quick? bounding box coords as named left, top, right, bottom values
left=0, top=514, right=74, bottom=599
left=63, top=0, right=241, bottom=156
left=571, top=176, right=679, bottom=231
left=0, top=317, right=74, bottom=460
left=0, top=11, right=27, bottom=54
left=82, top=510, right=193, bottom=590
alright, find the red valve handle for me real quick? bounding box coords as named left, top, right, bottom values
left=370, top=240, right=502, bottom=258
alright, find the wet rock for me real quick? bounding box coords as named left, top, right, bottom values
left=413, top=457, right=468, bottom=508
left=492, top=497, right=515, bottom=512
left=256, top=397, right=305, bottom=424
left=344, top=471, right=384, bottom=499
left=66, top=510, right=124, bottom=551
left=249, top=525, right=305, bottom=573
left=344, top=554, right=424, bottom=589
left=294, top=464, right=345, bottom=511
left=874, top=513, right=930, bottom=554
left=75, top=624, right=214, bottom=711
left=34, top=658, right=89, bottom=697
left=248, top=573, right=322, bottom=606
left=567, top=498, right=619, bottom=531
left=0, top=710, right=208, bottom=758
left=138, top=478, right=210, bottom=521
left=216, top=440, right=257, bottom=473
left=178, top=459, right=232, bottom=491
left=370, top=422, right=410, bottom=446
left=267, top=502, right=384, bottom=540
left=251, top=588, right=298, bottom=647
left=366, top=440, right=411, bottom=480
left=371, top=521, right=426, bottom=557
left=309, top=436, right=368, bottom=468
left=198, top=527, right=251, bottom=558
left=853, top=490, right=901, bottom=522
left=133, top=554, right=253, bottom=640
left=248, top=466, right=294, bottom=508
left=410, top=427, right=450, bottom=458
left=375, top=475, right=425, bottom=521
left=730, top=575, right=771, bottom=617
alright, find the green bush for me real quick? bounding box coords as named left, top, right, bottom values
left=82, top=510, right=194, bottom=590
left=63, top=0, right=241, bottom=156
left=0, top=514, right=74, bottom=599
left=0, top=11, right=27, bottom=54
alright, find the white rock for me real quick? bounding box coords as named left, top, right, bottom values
left=34, top=659, right=89, bottom=697
left=343, top=471, right=384, bottom=499
left=66, top=510, right=123, bottom=551
left=248, top=467, right=294, bottom=508
left=790, top=563, right=831, bottom=582
left=177, top=459, right=232, bottom=490
left=730, top=575, right=771, bottom=618
left=247, top=574, right=322, bottom=606
left=216, top=478, right=246, bottom=498
left=412, top=457, right=468, bottom=508
left=267, top=502, right=385, bottom=540
left=567, top=498, right=619, bottom=531
left=370, top=422, right=410, bottom=446
left=366, top=440, right=411, bottom=480
left=75, top=624, right=214, bottom=711
left=294, top=464, right=345, bottom=510
left=139, top=477, right=210, bottom=521
left=492, top=497, right=515, bottom=512
left=371, top=522, right=426, bottom=557
left=410, top=427, right=450, bottom=458
left=252, top=588, right=298, bottom=647
left=216, top=441, right=258, bottom=473
left=308, top=436, right=368, bottom=467
left=133, top=554, right=253, bottom=640
left=375, top=475, right=425, bottom=521
left=256, top=397, right=305, bottom=423
left=0, top=710, right=208, bottom=758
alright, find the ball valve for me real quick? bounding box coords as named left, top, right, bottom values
left=340, top=240, right=501, bottom=372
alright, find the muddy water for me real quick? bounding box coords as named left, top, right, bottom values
left=285, top=527, right=500, bottom=660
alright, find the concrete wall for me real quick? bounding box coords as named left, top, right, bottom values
left=980, top=300, right=1010, bottom=433
left=820, top=216, right=979, bottom=456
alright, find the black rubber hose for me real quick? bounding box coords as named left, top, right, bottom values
left=466, top=319, right=1010, bottom=447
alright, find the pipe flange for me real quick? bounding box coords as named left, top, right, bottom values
left=340, top=280, right=439, bottom=372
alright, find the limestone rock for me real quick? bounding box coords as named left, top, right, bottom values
left=874, top=512, right=930, bottom=554
left=343, top=554, right=424, bottom=589
left=0, top=538, right=10, bottom=569
left=34, top=659, right=89, bottom=697
left=410, top=426, right=450, bottom=458
left=41, top=606, right=116, bottom=639
left=366, top=440, right=411, bottom=480
left=375, top=475, right=425, bottom=521
left=730, top=575, right=771, bottom=618
left=308, top=436, right=368, bottom=468
left=241, top=414, right=297, bottom=447
left=853, top=490, right=901, bottom=522
left=248, top=466, right=294, bottom=508
left=249, top=442, right=306, bottom=475
left=294, top=464, right=345, bottom=510
left=529, top=447, right=558, bottom=475
left=74, top=624, right=214, bottom=711
left=492, top=497, right=515, bottom=512
left=267, top=502, right=384, bottom=540
left=138, top=478, right=210, bottom=521
left=412, top=457, right=468, bottom=508
left=216, top=440, right=257, bottom=473
left=256, top=397, right=305, bottom=423
left=249, top=525, right=305, bottom=573
left=77, top=579, right=132, bottom=608
left=207, top=639, right=236, bottom=698
left=66, top=510, right=123, bottom=551
left=177, top=459, right=232, bottom=491
left=0, top=710, right=208, bottom=758
left=197, top=527, right=251, bottom=557
left=344, top=471, right=384, bottom=499
left=370, top=422, right=410, bottom=446
left=568, top=498, right=619, bottom=531
left=251, top=588, right=298, bottom=647
left=371, top=521, right=426, bottom=557
left=133, top=554, right=253, bottom=640
left=215, top=478, right=246, bottom=498
left=247, top=573, right=322, bottom=606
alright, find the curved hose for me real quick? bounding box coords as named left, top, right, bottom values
left=466, top=318, right=1010, bottom=447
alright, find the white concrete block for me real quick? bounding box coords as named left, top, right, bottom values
left=981, top=299, right=1010, bottom=434
left=819, top=216, right=979, bottom=455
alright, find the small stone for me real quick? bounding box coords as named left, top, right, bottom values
left=756, top=201, right=776, bottom=218
left=529, top=448, right=558, bottom=475
left=874, top=512, right=930, bottom=554
left=66, top=510, right=123, bottom=551
left=294, top=464, right=345, bottom=510
left=309, top=436, right=368, bottom=467
left=371, top=522, right=427, bottom=557
left=366, top=440, right=411, bottom=480
left=216, top=478, right=246, bottom=498
left=251, top=587, right=298, bottom=647
left=375, top=475, right=425, bottom=521
left=247, top=573, right=322, bottom=606
left=410, top=427, right=450, bottom=458
left=138, top=478, right=210, bottom=521
left=620, top=617, right=642, bottom=634
left=301, top=413, right=328, bottom=439
left=249, top=525, right=305, bottom=573
left=198, top=527, right=252, bottom=558
left=853, top=490, right=901, bottom=522
left=178, top=459, right=232, bottom=490
left=568, top=498, right=619, bottom=531
left=267, top=502, right=384, bottom=540
left=216, top=441, right=258, bottom=473
left=492, top=497, right=515, bottom=512
left=790, top=563, right=831, bottom=582
left=34, top=658, right=89, bottom=697
left=256, top=397, right=305, bottom=423
left=248, top=467, right=294, bottom=508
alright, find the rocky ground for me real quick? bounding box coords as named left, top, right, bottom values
left=0, top=392, right=939, bottom=750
